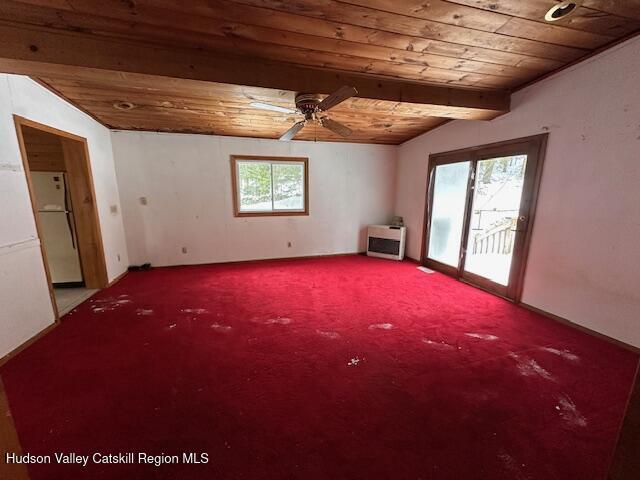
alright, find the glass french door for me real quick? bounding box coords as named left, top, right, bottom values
left=427, top=161, right=471, bottom=269
left=423, top=136, right=546, bottom=301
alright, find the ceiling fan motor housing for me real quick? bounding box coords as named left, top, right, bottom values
left=295, top=93, right=322, bottom=120
left=275, top=87, right=356, bottom=140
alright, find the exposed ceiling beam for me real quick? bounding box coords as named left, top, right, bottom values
left=0, top=21, right=510, bottom=118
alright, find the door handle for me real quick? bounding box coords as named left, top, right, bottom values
left=515, top=215, right=528, bottom=233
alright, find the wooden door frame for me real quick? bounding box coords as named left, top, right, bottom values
left=0, top=377, right=30, bottom=480
left=420, top=133, right=548, bottom=303
left=14, top=115, right=108, bottom=318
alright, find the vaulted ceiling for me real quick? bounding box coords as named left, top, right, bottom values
left=1, top=0, right=639, bottom=143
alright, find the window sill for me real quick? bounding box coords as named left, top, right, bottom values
left=234, top=211, right=309, bottom=217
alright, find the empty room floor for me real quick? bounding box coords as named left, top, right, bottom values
left=1, top=256, right=637, bottom=479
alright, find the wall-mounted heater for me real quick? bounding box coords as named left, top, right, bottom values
left=367, top=225, right=406, bottom=261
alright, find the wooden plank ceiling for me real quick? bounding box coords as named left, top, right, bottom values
left=0, top=0, right=639, bottom=144
left=38, top=75, right=455, bottom=144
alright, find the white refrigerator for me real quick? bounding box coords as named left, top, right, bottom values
left=32, top=172, right=83, bottom=285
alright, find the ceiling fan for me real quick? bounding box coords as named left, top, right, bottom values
left=249, top=86, right=358, bottom=141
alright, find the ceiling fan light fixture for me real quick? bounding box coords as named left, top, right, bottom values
left=255, top=86, right=357, bottom=141
left=544, top=1, right=580, bottom=22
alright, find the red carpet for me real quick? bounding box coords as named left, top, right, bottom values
left=1, top=256, right=637, bottom=479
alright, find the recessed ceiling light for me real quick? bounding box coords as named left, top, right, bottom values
left=544, top=1, right=580, bottom=22
left=113, top=101, right=135, bottom=111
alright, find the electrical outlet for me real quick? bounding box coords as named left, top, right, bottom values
left=139, top=197, right=148, bottom=205
left=182, top=247, right=187, bottom=254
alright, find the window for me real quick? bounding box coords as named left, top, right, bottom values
left=231, top=156, right=308, bottom=216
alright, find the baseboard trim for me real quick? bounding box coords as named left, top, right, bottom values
left=107, top=270, right=128, bottom=287
left=226, top=251, right=369, bottom=265
left=139, top=251, right=369, bottom=270
left=0, top=322, right=58, bottom=368
left=520, top=303, right=640, bottom=355
left=608, top=362, right=640, bottom=479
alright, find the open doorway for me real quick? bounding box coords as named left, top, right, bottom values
left=14, top=116, right=108, bottom=317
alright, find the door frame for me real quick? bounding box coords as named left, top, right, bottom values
left=14, top=115, right=109, bottom=318
left=420, top=134, right=548, bottom=303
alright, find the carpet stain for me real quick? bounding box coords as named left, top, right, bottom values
left=136, top=308, right=154, bottom=316
left=262, top=317, right=292, bottom=325
left=465, top=332, right=499, bottom=340
left=91, top=297, right=132, bottom=313
left=422, top=338, right=459, bottom=351
left=316, top=330, right=340, bottom=339
left=181, top=308, right=209, bottom=314
left=508, top=353, right=555, bottom=381
left=347, top=357, right=363, bottom=366
left=556, top=394, right=587, bottom=427
left=211, top=323, right=232, bottom=332
left=498, top=450, right=530, bottom=480
left=540, top=347, right=580, bottom=362
left=369, top=323, right=394, bottom=330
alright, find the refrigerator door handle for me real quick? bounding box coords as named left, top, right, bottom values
left=65, top=211, right=76, bottom=250
left=63, top=174, right=77, bottom=250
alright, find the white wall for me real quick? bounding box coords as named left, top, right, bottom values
left=0, top=75, right=129, bottom=359
left=112, top=132, right=397, bottom=266
left=395, top=36, right=640, bottom=348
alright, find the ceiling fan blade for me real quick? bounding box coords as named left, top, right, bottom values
left=249, top=102, right=297, bottom=114
left=317, top=86, right=358, bottom=112
left=321, top=118, right=353, bottom=137
left=279, top=121, right=306, bottom=141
